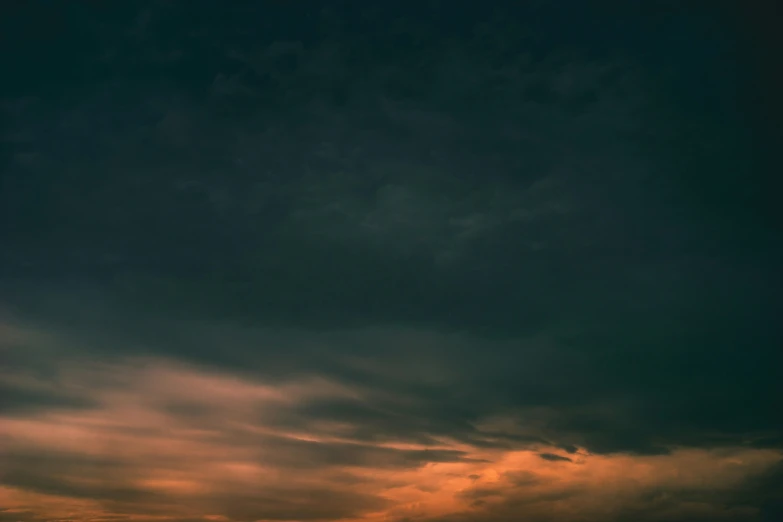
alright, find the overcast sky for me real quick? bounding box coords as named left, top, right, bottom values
left=1, top=2, right=781, bottom=522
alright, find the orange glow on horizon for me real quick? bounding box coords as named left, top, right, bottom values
left=1, top=357, right=780, bottom=522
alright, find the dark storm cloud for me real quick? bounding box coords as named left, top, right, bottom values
left=1, top=1, right=780, bottom=521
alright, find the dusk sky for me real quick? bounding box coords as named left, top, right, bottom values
left=1, top=2, right=781, bottom=522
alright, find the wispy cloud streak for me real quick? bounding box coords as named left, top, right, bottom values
left=1, top=343, right=780, bottom=522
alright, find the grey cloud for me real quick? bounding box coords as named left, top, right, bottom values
left=0, top=384, right=96, bottom=415
left=537, top=453, right=573, bottom=462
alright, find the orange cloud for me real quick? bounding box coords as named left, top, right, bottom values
left=1, top=357, right=780, bottom=522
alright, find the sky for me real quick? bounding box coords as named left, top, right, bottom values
left=1, top=2, right=781, bottom=522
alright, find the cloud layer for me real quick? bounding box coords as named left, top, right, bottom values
left=2, top=342, right=781, bottom=522
left=1, top=2, right=780, bottom=521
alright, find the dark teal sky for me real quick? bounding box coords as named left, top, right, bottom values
left=1, top=2, right=780, bottom=522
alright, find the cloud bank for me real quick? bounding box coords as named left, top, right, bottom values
left=1, top=336, right=781, bottom=522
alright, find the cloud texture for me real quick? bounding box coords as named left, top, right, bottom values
left=1, top=2, right=780, bottom=521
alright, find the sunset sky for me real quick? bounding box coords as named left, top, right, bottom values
left=1, top=2, right=781, bottom=522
